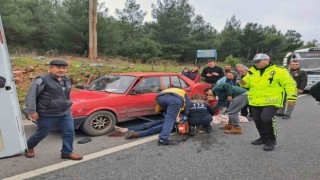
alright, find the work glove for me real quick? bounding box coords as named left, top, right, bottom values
left=182, top=116, right=187, bottom=121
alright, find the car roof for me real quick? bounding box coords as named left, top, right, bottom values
left=108, top=72, right=182, bottom=77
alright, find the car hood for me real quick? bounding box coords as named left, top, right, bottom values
left=71, top=90, right=117, bottom=104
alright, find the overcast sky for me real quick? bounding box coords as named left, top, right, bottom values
left=100, top=0, right=320, bottom=43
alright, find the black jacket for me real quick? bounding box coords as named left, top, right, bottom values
left=201, top=66, right=224, bottom=83
left=25, top=73, right=73, bottom=116
left=289, top=68, right=307, bottom=90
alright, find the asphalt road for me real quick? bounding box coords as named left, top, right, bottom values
left=1, top=95, right=320, bottom=180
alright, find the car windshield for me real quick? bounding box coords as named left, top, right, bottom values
left=297, top=59, right=320, bottom=70
left=89, top=75, right=136, bottom=93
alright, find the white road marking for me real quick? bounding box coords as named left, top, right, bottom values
left=3, top=135, right=159, bottom=180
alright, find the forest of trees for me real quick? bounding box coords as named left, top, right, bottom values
left=1, top=0, right=319, bottom=64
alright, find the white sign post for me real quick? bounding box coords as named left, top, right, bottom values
left=0, top=16, right=27, bottom=158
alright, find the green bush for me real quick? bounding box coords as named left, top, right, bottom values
left=224, top=55, right=242, bottom=67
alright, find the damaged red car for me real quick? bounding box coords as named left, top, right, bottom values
left=71, top=72, right=211, bottom=136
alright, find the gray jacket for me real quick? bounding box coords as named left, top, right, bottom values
left=25, top=73, right=72, bottom=116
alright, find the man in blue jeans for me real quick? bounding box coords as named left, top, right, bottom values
left=155, top=88, right=190, bottom=146
left=25, top=60, right=82, bottom=160
left=114, top=120, right=165, bottom=139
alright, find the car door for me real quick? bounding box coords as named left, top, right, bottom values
left=126, top=76, right=162, bottom=118
left=162, top=75, right=193, bottom=96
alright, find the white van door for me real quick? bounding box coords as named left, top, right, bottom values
left=0, top=16, right=27, bottom=158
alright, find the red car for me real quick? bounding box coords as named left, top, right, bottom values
left=71, top=72, right=211, bottom=136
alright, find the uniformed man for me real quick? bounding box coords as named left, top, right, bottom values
left=155, top=88, right=190, bottom=146
left=239, top=53, right=297, bottom=151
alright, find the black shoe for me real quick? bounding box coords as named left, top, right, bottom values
left=189, top=126, right=196, bottom=136
left=263, top=140, right=276, bottom=151
left=275, top=113, right=284, bottom=117
left=251, top=137, right=267, bottom=145
left=282, top=115, right=291, bottom=119
left=204, top=125, right=212, bottom=133
left=158, top=140, right=177, bottom=146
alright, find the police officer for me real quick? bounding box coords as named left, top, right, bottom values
left=277, top=60, right=307, bottom=119
left=239, top=54, right=297, bottom=151
left=25, top=60, right=82, bottom=160
left=155, top=88, right=190, bottom=146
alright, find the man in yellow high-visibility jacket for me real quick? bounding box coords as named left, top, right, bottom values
left=239, top=53, right=297, bottom=151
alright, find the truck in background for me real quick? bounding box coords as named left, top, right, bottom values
left=283, top=47, right=320, bottom=90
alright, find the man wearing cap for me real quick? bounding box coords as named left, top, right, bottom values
left=239, top=53, right=297, bottom=151
left=188, top=65, right=201, bottom=83
left=25, top=60, right=83, bottom=160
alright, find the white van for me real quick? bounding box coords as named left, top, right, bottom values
left=283, top=47, right=320, bottom=90
left=0, top=16, right=27, bottom=158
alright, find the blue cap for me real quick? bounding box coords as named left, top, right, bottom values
left=252, top=53, right=270, bottom=63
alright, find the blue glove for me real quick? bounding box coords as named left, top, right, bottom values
left=182, top=116, right=187, bottom=121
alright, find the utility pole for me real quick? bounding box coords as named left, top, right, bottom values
left=89, top=0, right=97, bottom=59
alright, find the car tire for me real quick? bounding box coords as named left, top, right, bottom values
left=80, top=110, right=116, bottom=136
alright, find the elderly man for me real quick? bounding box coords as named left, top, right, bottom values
left=239, top=53, right=297, bottom=151
left=25, top=60, right=82, bottom=160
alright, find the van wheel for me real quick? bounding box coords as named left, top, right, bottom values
left=80, top=111, right=116, bottom=136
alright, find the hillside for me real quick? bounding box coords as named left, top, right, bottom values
left=11, top=55, right=188, bottom=106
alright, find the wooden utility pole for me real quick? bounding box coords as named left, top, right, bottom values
left=89, top=0, right=98, bottom=59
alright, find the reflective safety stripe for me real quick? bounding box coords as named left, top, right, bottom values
left=272, top=117, right=277, bottom=138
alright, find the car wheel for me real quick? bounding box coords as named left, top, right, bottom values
left=80, top=110, right=116, bottom=136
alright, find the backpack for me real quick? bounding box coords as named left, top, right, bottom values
left=310, top=82, right=320, bottom=102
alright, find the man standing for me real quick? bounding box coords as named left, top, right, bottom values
left=155, top=88, right=190, bottom=146
left=277, top=60, right=307, bottom=119
left=25, top=60, right=82, bottom=160
left=239, top=54, right=297, bottom=151
left=224, top=64, right=232, bottom=75
left=201, top=59, right=224, bottom=87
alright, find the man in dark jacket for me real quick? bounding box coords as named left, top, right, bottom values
left=201, top=59, right=224, bottom=87
left=277, top=60, right=307, bottom=119
left=25, top=60, right=82, bottom=160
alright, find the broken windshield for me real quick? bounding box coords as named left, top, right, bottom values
left=89, top=75, right=136, bottom=93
